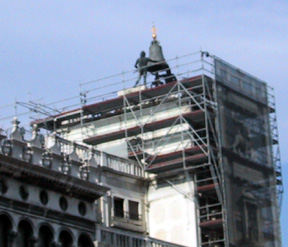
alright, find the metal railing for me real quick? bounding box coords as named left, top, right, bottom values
left=113, top=211, right=143, bottom=222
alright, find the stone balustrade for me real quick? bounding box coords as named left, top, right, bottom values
left=0, top=118, right=145, bottom=182
left=98, top=228, right=185, bottom=247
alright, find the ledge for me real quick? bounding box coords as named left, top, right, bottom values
left=0, top=154, right=109, bottom=202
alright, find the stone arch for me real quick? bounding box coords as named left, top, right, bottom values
left=36, top=223, right=54, bottom=247
left=0, top=211, right=15, bottom=228
left=77, top=233, right=94, bottom=247
left=15, top=220, right=34, bottom=247
left=36, top=222, right=55, bottom=236
left=0, top=214, right=13, bottom=247
left=58, top=229, right=74, bottom=247
left=17, top=216, right=35, bottom=231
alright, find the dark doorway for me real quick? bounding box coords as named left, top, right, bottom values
left=0, top=214, right=12, bottom=247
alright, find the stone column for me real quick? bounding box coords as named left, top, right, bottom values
left=7, top=232, right=17, bottom=247
left=50, top=241, right=60, bottom=247
left=29, top=237, right=38, bottom=247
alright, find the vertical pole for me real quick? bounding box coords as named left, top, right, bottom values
left=212, top=56, right=229, bottom=247
left=178, top=79, right=186, bottom=170
left=139, top=88, right=144, bottom=166
left=79, top=84, right=86, bottom=142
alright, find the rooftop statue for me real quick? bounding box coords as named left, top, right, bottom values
left=134, top=51, right=157, bottom=87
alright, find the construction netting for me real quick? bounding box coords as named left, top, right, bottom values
left=215, top=58, right=281, bottom=247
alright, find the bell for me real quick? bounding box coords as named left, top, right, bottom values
left=149, top=25, right=165, bottom=62
left=149, top=39, right=165, bottom=62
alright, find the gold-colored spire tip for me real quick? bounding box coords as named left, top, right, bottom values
left=152, top=24, right=157, bottom=40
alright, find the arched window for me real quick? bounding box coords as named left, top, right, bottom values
left=0, top=214, right=13, bottom=247
left=78, top=234, right=94, bottom=247
left=16, top=220, right=33, bottom=247
left=59, top=230, right=73, bottom=247
left=37, top=225, right=53, bottom=247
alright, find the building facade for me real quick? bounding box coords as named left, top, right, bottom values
left=0, top=36, right=283, bottom=247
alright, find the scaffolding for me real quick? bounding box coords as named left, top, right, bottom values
left=73, top=52, right=227, bottom=246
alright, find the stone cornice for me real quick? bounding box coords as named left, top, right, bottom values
left=0, top=154, right=109, bottom=202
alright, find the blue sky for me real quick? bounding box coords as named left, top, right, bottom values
left=0, top=0, right=287, bottom=242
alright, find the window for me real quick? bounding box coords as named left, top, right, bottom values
left=114, top=197, right=124, bottom=218
left=78, top=202, right=87, bottom=216
left=113, top=197, right=141, bottom=222
left=19, top=186, right=29, bottom=200
left=129, top=200, right=139, bottom=220
left=59, top=196, right=68, bottom=211
left=40, top=190, right=48, bottom=205
left=0, top=179, right=8, bottom=194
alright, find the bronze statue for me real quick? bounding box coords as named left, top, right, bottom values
left=134, top=51, right=157, bottom=87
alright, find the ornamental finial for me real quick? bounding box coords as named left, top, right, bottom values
left=152, top=24, right=157, bottom=40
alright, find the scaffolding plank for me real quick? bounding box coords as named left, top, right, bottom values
left=145, top=145, right=207, bottom=164
left=146, top=153, right=208, bottom=173
left=197, top=183, right=219, bottom=192
left=199, top=219, right=223, bottom=228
